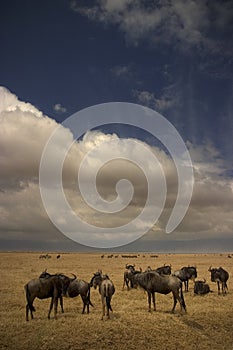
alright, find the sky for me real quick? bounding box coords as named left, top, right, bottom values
left=0, top=0, right=233, bottom=252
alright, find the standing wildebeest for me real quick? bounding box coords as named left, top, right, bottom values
left=65, top=279, right=94, bottom=314
left=132, top=271, right=186, bottom=313
left=24, top=273, right=76, bottom=321
left=145, top=264, right=171, bottom=275
left=173, top=266, right=197, bottom=292
left=155, top=264, right=172, bottom=275
left=122, top=264, right=142, bottom=290
left=208, top=266, right=229, bottom=295
left=194, top=279, right=210, bottom=295
left=90, top=271, right=115, bottom=320
left=39, top=270, right=93, bottom=314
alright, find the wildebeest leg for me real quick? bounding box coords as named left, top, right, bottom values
left=224, top=282, right=228, bottom=294
left=171, top=291, right=178, bottom=313
left=81, top=295, right=87, bottom=314
left=222, top=282, right=227, bottom=295
left=26, top=304, right=31, bottom=321
left=53, top=297, right=58, bottom=320
left=176, top=288, right=186, bottom=313
left=152, top=292, right=156, bottom=311
left=147, top=291, right=152, bottom=312
left=126, top=278, right=130, bottom=291
left=48, top=297, right=54, bottom=319
left=106, top=298, right=110, bottom=319
left=60, top=296, right=64, bottom=313
left=217, top=281, right=220, bottom=295
left=101, top=296, right=105, bottom=320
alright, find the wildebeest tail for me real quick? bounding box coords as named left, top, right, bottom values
left=106, top=296, right=112, bottom=311
left=24, top=284, right=36, bottom=312
left=180, top=284, right=186, bottom=311
left=105, top=284, right=112, bottom=311
left=87, top=284, right=94, bottom=307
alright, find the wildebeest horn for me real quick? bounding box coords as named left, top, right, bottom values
left=208, top=266, right=212, bottom=272
left=203, top=278, right=206, bottom=283
left=71, top=273, right=76, bottom=280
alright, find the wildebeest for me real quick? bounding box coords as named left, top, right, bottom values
left=40, top=270, right=93, bottom=314
left=132, top=271, right=186, bottom=313
left=194, top=279, right=210, bottom=295
left=65, top=278, right=94, bottom=313
left=208, top=266, right=229, bottom=295
left=122, top=264, right=142, bottom=290
left=173, top=266, right=197, bottom=292
left=145, top=264, right=171, bottom=275
left=24, top=273, right=76, bottom=321
left=90, top=271, right=115, bottom=320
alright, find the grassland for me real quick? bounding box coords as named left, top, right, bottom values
left=0, top=252, right=232, bottom=350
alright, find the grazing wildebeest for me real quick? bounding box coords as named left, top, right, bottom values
left=65, top=279, right=94, bottom=314
left=132, top=271, right=186, bottom=313
left=57, top=254, right=61, bottom=259
left=173, top=266, right=197, bottom=292
left=90, top=271, right=115, bottom=320
left=208, top=266, right=229, bottom=295
left=194, top=279, right=210, bottom=295
left=39, top=270, right=93, bottom=314
left=24, top=273, right=76, bottom=321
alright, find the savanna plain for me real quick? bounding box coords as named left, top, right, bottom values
left=0, top=252, right=232, bottom=350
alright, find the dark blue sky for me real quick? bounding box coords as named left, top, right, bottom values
left=1, top=0, right=233, bottom=162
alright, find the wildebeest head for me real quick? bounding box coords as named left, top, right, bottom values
left=90, top=272, right=102, bottom=289
left=125, top=264, right=135, bottom=271
left=39, top=270, right=77, bottom=295
left=182, top=266, right=197, bottom=280
left=90, top=271, right=110, bottom=289
left=208, top=267, right=218, bottom=282
left=208, top=266, right=229, bottom=283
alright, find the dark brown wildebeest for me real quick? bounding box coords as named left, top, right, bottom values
left=208, top=266, right=229, bottom=295
left=40, top=270, right=93, bottom=314
left=132, top=271, right=186, bottom=313
left=24, top=273, right=76, bottom=321
left=194, top=279, right=210, bottom=295
left=65, top=279, right=94, bottom=314
left=146, top=264, right=172, bottom=275
left=90, top=271, right=115, bottom=320
left=122, top=264, right=142, bottom=290
left=173, top=266, right=197, bottom=292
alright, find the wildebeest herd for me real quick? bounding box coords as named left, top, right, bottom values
left=24, top=263, right=229, bottom=321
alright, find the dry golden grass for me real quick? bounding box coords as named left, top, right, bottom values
left=0, top=252, right=232, bottom=350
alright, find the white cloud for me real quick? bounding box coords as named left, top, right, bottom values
left=53, top=103, right=67, bottom=113
left=71, top=0, right=233, bottom=55
left=0, top=86, right=233, bottom=248
left=133, top=84, right=180, bottom=111
left=111, top=65, right=132, bottom=78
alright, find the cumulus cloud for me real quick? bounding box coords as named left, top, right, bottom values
left=0, top=86, right=233, bottom=248
left=71, top=0, right=233, bottom=55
